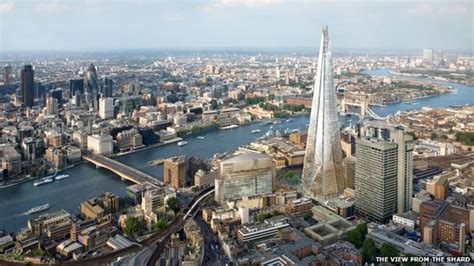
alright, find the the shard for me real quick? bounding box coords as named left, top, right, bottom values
left=302, top=26, right=345, bottom=199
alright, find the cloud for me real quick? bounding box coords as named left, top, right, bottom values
left=0, top=0, right=13, bottom=13
left=162, top=13, right=186, bottom=23
left=34, top=0, right=69, bottom=13
left=205, top=0, right=282, bottom=12
left=407, top=3, right=469, bottom=16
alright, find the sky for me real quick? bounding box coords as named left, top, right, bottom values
left=0, top=0, right=472, bottom=51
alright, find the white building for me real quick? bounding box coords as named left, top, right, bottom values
left=87, top=134, right=113, bottom=155
left=237, top=217, right=289, bottom=244
left=392, top=212, right=417, bottom=229
left=45, top=97, right=58, bottom=115
left=99, top=97, right=115, bottom=119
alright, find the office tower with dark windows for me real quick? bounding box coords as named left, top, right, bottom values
left=69, top=79, right=84, bottom=96
left=51, top=88, right=63, bottom=107
left=302, top=26, right=345, bottom=199
left=355, top=119, right=414, bottom=223
left=102, top=77, right=113, bottom=97
left=3, top=65, right=12, bottom=85
left=21, top=65, right=35, bottom=107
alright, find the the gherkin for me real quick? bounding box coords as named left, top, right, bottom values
left=302, top=26, right=345, bottom=199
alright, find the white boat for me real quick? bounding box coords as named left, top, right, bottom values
left=219, top=125, right=239, bottom=130
left=24, top=203, right=51, bottom=215
left=54, top=174, right=70, bottom=180
left=177, top=141, right=189, bottom=146
left=197, top=136, right=205, bottom=140
left=33, top=178, right=53, bottom=187
left=251, top=129, right=261, bottom=134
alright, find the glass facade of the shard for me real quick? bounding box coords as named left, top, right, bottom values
left=302, top=26, right=345, bottom=199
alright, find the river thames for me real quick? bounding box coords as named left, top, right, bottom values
left=0, top=69, right=473, bottom=232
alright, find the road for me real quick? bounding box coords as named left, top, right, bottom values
left=195, top=213, right=231, bottom=266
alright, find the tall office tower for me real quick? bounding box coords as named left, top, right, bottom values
left=102, top=77, right=113, bottom=97
left=342, top=156, right=356, bottom=190
left=422, top=48, right=433, bottom=64
left=21, top=65, right=35, bottom=107
left=98, top=97, right=115, bottom=119
left=69, top=79, right=84, bottom=96
left=3, top=65, right=12, bottom=85
left=45, top=96, right=58, bottom=115
left=215, top=153, right=274, bottom=204
left=355, top=119, right=414, bottom=223
left=163, top=156, right=188, bottom=189
left=302, top=26, right=345, bottom=199
left=85, top=63, right=99, bottom=92
left=50, top=88, right=62, bottom=107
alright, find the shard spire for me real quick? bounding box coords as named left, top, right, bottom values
left=302, top=26, right=345, bottom=199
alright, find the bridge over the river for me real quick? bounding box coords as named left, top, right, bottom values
left=83, top=152, right=163, bottom=186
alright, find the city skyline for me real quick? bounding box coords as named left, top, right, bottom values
left=0, top=0, right=472, bottom=51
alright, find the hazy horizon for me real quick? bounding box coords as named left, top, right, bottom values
left=0, top=0, right=473, bottom=52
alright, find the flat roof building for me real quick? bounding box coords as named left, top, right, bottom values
left=215, top=152, right=274, bottom=204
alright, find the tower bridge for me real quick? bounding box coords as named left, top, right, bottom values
left=340, top=95, right=389, bottom=120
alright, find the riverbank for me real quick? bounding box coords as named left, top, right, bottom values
left=391, top=69, right=474, bottom=87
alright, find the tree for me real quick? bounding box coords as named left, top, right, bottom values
left=153, top=218, right=167, bottom=232
left=268, top=94, right=275, bottom=101
left=210, top=99, right=219, bottom=110
left=119, top=196, right=135, bottom=210
left=380, top=243, right=399, bottom=257
left=167, top=197, right=180, bottom=213
left=455, top=132, right=474, bottom=145
left=357, top=223, right=368, bottom=236
left=362, top=239, right=377, bottom=263
left=346, top=223, right=367, bottom=248
left=346, top=228, right=363, bottom=248
left=33, top=248, right=45, bottom=257
left=430, top=132, right=438, bottom=140
left=124, top=216, right=142, bottom=237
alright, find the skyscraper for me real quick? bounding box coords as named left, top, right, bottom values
left=355, top=119, right=414, bottom=223
left=3, top=65, right=12, bottom=85
left=423, top=48, right=433, bottom=64
left=102, top=77, right=113, bottom=97
left=302, top=26, right=345, bottom=199
left=85, top=63, right=99, bottom=92
left=45, top=96, right=58, bottom=116
left=21, top=65, right=35, bottom=107
left=69, top=79, right=84, bottom=96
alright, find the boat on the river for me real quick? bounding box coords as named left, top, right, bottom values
left=219, top=125, right=238, bottom=130
left=55, top=174, right=70, bottom=181
left=251, top=129, right=261, bottom=134
left=33, top=178, right=53, bottom=187
left=177, top=141, right=189, bottom=147
left=24, top=203, right=51, bottom=215
left=197, top=136, right=205, bottom=140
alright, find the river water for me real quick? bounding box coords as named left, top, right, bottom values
left=0, top=69, right=472, bottom=232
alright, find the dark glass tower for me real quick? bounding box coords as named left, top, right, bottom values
left=21, top=65, right=35, bottom=107
left=69, top=79, right=84, bottom=96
